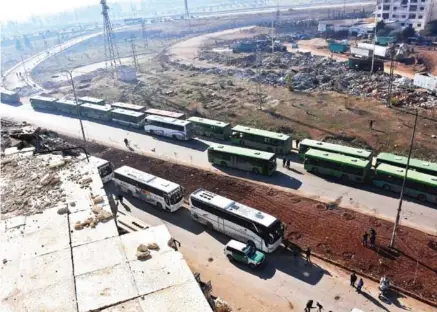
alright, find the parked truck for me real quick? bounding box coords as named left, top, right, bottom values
left=348, top=57, right=384, bottom=72
left=413, top=74, right=437, bottom=93
left=328, top=40, right=349, bottom=53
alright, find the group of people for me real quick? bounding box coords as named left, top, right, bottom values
left=305, top=300, right=328, bottom=312
left=350, top=272, right=364, bottom=293
left=362, top=228, right=377, bottom=248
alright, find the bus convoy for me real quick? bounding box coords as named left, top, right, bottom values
left=26, top=95, right=437, bottom=204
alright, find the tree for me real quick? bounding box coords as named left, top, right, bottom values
left=15, top=38, right=22, bottom=51
left=23, top=35, right=32, bottom=50
left=402, top=25, right=416, bottom=41
left=376, top=20, right=386, bottom=32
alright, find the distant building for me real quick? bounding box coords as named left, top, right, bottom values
left=375, top=0, right=437, bottom=31
left=318, top=19, right=375, bottom=36
left=117, top=65, right=137, bottom=82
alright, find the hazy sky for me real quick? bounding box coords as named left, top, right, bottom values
left=0, top=0, right=106, bottom=22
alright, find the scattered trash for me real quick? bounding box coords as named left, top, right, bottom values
left=147, top=242, right=160, bottom=250
left=136, top=244, right=151, bottom=260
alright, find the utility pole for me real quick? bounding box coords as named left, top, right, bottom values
left=370, top=14, right=377, bottom=74
left=271, top=20, right=275, bottom=53
left=126, top=36, right=139, bottom=70
left=256, top=47, right=263, bottom=110
left=141, top=19, right=148, bottom=48
left=184, top=0, right=190, bottom=20
left=62, top=69, right=87, bottom=143
left=390, top=110, right=418, bottom=248
left=386, top=46, right=396, bottom=107
left=101, top=0, right=121, bottom=77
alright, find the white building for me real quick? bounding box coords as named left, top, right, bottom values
left=375, top=0, right=437, bottom=31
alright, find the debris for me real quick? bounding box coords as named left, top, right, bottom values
left=92, top=195, right=103, bottom=204
left=49, top=160, right=66, bottom=169
left=215, top=297, right=233, bottom=312
left=74, top=222, right=83, bottom=231
left=57, top=206, right=70, bottom=215
left=96, top=210, right=112, bottom=222
left=92, top=205, right=103, bottom=214
left=136, top=244, right=151, bottom=260
left=137, top=244, right=149, bottom=252
left=80, top=177, right=93, bottom=185
left=3, top=259, right=8, bottom=264
left=147, top=242, right=160, bottom=250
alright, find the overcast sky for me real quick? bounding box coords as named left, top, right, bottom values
left=1, top=0, right=109, bottom=22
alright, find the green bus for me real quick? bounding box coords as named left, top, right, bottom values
left=298, top=139, right=372, bottom=161
left=78, top=96, right=105, bottom=106
left=304, top=149, right=371, bottom=183
left=373, top=163, right=437, bottom=203
left=30, top=96, right=58, bottom=111
left=188, top=117, right=231, bottom=140
left=55, top=99, right=81, bottom=115
left=231, top=125, right=292, bottom=154
left=207, top=144, right=277, bottom=176
left=376, top=152, right=437, bottom=177
left=80, top=103, right=112, bottom=121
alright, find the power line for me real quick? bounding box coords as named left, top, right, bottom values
left=141, top=19, right=148, bottom=49
left=101, top=0, right=121, bottom=77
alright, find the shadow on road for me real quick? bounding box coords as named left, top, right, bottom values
left=0, top=100, right=23, bottom=107
left=360, top=290, right=390, bottom=312
left=214, top=166, right=303, bottom=190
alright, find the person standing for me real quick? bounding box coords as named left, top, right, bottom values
left=305, top=300, right=314, bottom=312
left=350, top=272, right=357, bottom=287
left=362, top=232, right=369, bottom=247
left=369, top=120, right=374, bottom=130
left=370, top=228, right=376, bottom=248
left=316, top=302, right=323, bottom=312
left=283, top=157, right=287, bottom=167
left=305, top=247, right=311, bottom=264
left=286, top=158, right=291, bottom=169
left=117, top=194, right=124, bottom=204
left=295, top=139, right=300, bottom=150
left=356, top=278, right=364, bottom=293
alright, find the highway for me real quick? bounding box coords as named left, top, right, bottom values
left=2, top=100, right=437, bottom=235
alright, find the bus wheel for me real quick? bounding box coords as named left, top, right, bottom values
left=247, top=240, right=255, bottom=248
left=156, top=202, right=163, bottom=210
left=417, top=194, right=427, bottom=202
left=220, top=161, right=227, bottom=167
left=383, top=184, right=391, bottom=191
left=240, top=141, right=245, bottom=146
left=252, top=168, right=259, bottom=174
left=206, top=222, right=214, bottom=230
left=267, top=147, right=273, bottom=152
left=340, top=175, right=349, bottom=183
left=227, top=254, right=234, bottom=262
left=312, top=167, right=319, bottom=174
left=172, top=135, right=177, bottom=140
left=249, top=263, right=256, bottom=269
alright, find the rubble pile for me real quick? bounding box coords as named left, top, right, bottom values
left=179, top=51, right=437, bottom=108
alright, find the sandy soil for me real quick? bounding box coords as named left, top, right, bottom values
left=65, top=136, right=437, bottom=304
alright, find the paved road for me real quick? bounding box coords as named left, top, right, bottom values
left=2, top=100, right=437, bottom=235
left=110, top=192, right=433, bottom=312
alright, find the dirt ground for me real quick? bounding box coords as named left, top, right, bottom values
left=64, top=136, right=437, bottom=304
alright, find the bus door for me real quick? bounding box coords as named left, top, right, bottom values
left=218, top=217, right=226, bottom=234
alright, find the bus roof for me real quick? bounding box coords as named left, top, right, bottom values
left=1, top=89, right=17, bottom=96
left=88, top=156, right=110, bottom=168
left=188, top=116, right=230, bottom=128
left=145, top=108, right=185, bottom=119
left=146, top=114, right=191, bottom=126
left=115, top=166, right=181, bottom=193
left=81, top=103, right=112, bottom=112
left=305, top=149, right=370, bottom=168
left=78, top=96, right=105, bottom=104
left=376, top=163, right=437, bottom=187
left=209, top=144, right=275, bottom=161
left=112, top=108, right=145, bottom=118
left=190, top=188, right=277, bottom=227
left=111, top=102, right=144, bottom=111
left=301, top=139, right=372, bottom=159
left=56, top=99, right=79, bottom=106
left=377, top=152, right=437, bottom=173
left=30, top=95, right=58, bottom=102
left=232, top=125, right=290, bottom=141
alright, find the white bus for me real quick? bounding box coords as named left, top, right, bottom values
left=144, top=115, right=194, bottom=140
left=88, top=156, right=114, bottom=184
left=189, top=189, right=284, bottom=253
left=113, top=165, right=185, bottom=212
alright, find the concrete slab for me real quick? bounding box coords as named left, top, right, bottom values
left=129, top=251, right=194, bottom=296
left=1, top=278, right=76, bottom=312
left=5, top=216, right=26, bottom=230
left=73, top=236, right=126, bottom=276
left=68, top=199, right=92, bottom=214
left=69, top=210, right=118, bottom=247
left=3, top=226, right=24, bottom=241
left=17, top=248, right=73, bottom=292
left=0, top=235, right=23, bottom=264
left=21, top=210, right=70, bottom=259
left=120, top=225, right=172, bottom=262
left=75, top=262, right=138, bottom=312
left=0, top=260, right=20, bottom=301
left=139, top=280, right=212, bottom=312
left=100, top=298, right=143, bottom=312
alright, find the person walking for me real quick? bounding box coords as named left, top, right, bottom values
left=350, top=272, right=357, bottom=287
left=356, top=278, right=364, bottom=293
left=362, top=232, right=369, bottom=247
left=283, top=157, right=287, bottom=167
left=316, top=302, right=323, bottom=312
left=369, top=120, right=374, bottom=130
left=304, top=300, right=314, bottom=312
left=117, top=194, right=124, bottom=204
left=295, top=139, right=300, bottom=149
left=305, top=247, right=311, bottom=264
left=124, top=138, right=129, bottom=147
left=286, top=158, right=291, bottom=169
left=370, top=228, right=376, bottom=248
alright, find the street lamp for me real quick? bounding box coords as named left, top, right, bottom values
left=62, top=68, right=87, bottom=143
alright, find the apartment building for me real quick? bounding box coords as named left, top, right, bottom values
left=375, top=0, right=437, bottom=30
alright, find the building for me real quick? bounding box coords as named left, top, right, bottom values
left=375, top=0, right=437, bottom=31
left=318, top=19, right=376, bottom=36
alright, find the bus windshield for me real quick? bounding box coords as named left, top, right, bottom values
left=264, top=220, right=284, bottom=245
left=98, top=163, right=113, bottom=178
left=243, top=244, right=257, bottom=257
left=168, top=186, right=184, bottom=204
left=268, top=156, right=276, bottom=169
